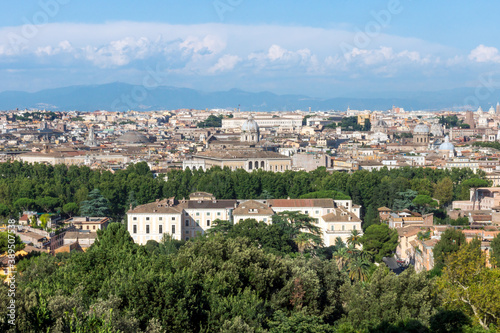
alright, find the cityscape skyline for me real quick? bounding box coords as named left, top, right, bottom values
left=1, top=1, right=500, bottom=101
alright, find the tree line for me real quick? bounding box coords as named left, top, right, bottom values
left=0, top=161, right=488, bottom=225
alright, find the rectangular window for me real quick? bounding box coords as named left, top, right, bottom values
left=159, top=217, right=163, bottom=221
left=207, top=212, right=210, bottom=216
left=171, top=225, right=176, bottom=234
left=186, top=230, right=189, bottom=234
left=315, top=210, right=319, bottom=215
left=207, top=220, right=210, bottom=226
left=217, top=212, right=221, bottom=216
left=133, top=217, right=137, bottom=221
left=146, top=217, right=150, bottom=221
left=172, top=217, right=176, bottom=221
left=133, top=225, right=137, bottom=233
left=196, top=212, right=200, bottom=216
left=353, top=225, right=356, bottom=230
left=146, top=225, right=150, bottom=234
left=93, top=226, right=96, bottom=230
left=159, top=225, right=163, bottom=234
left=305, top=210, right=309, bottom=214
left=185, top=220, right=189, bottom=226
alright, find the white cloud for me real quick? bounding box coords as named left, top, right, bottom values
left=208, top=54, right=241, bottom=73
left=469, top=44, right=500, bottom=63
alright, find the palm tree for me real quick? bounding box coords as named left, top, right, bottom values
left=295, top=233, right=310, bottom=254
left=347, top=256, right=371, bottom=282
left=334, top=237, right=346, bottom=249
left=347, top=229, right=361, bottom=248
left=332, top=247, right=350, bottom=271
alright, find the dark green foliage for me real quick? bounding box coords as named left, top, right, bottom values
left=340, top=116, right=364, bottom=131
left=491, top=233, right=500, bottom=267
left=0, top=231, right=25, bottom=253
left=0, top=162, right=486, bottom=224
left=80, top=188, right=111, bottom=217
left=429, top=310, right=471, bottom=333
left=300, top=190, right=351, bottom=200
left=197, top=114, right=223, bottom=128
left=3, top=218, right=494, bottom=332
left=62, top=202, right=79, bottom=217
left=363, top=118, right=371, bottom=131
left=432, top=228, right=466, bottom=273
left=226, top=218, right=294, bottom=255
left=341, top=267, right=438, bottom=330
left=360, top=224, right=398, bottom=262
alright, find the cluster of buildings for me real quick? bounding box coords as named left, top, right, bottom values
left=3, top=106, right=500, bottom=178
left=381, top=187, right=500, bottom=272
left=127, top=191, right=362, bottom=247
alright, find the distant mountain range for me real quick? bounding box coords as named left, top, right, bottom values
left=0, top=82, right=498, bottom=112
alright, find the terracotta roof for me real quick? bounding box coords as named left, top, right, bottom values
left=64, top=232, right=98, bottom=240
left=268, top=198, right=335, bottom=208
left=233, top=200, right=274, bottom=216
left=178, top=200, right=237, bottom=210
left=189, top=192, right=214, bottom=199
left=322, top=207, right=361, bottom=222
left=196, top=150, right=290, bottom=159
left=378, top=206, right=392, bottom=212
left=396, top=226, right=422, bottom=237
left=128, top=199, right=182, bottom=214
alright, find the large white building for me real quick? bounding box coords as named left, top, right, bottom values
left=127, top=192, right=362, bottom=246
left=222, top=114, right=302, bottom=131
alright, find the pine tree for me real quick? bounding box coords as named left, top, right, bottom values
left=80, top=189, right=110, bottom=217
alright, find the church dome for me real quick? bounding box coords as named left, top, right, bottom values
left=117, top=131, right=150, bottom=144
left=241, top=114, right=259, bottom=133
left=374, top=119, right=388, bottom=128
left=438, top=136, right=455, bottom=151
left=413, top=123, right=430, bottom=134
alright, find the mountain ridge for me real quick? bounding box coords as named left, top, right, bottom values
left=0, top=83, right=496, bottom=111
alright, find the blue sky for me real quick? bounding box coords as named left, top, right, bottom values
left=1, top=0, right=500, bottom=98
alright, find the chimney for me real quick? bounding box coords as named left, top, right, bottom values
left=129, top=204, right=133, bottom=211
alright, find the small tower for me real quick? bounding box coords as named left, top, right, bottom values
left=85, top=126, right=97, bottom=147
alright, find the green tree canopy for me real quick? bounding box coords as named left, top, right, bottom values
left=0, top=231, right=25, bottom=253
left=412, top=194, right=438, bottom=215
left=360, top=224, right=398, bottom=262
left=432, top=228, right=466, bottom=273
left=79, top=189, right=110, bottom=217
left=62, top=202, right=79, bottom=217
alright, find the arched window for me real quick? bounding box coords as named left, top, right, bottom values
left=261, top=161, right=265, bottom=169
left=248, top=161, right=253, bottom=170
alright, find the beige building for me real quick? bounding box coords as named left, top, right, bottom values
left=233, top=200, right=274, bottom=223
left=127, top=193, right=363, bottom=245
left=184, top=150, right=292, bottom=172
left=127, top=198, right=183, bottom=244
left=65, top=216, right=110, bottom=231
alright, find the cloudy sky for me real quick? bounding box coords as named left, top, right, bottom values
left=1, top=0, right=500, bottom=98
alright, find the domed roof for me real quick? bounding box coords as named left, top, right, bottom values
left=413, top=123, right=430, bottom=134
left=117, top=131, right=150, bottom=144
left=241, top=114, right=259, bottom=133
left=438, top=136, right=455, bottom=151
left=477, top=106, right=483, bottom=113
left=374, top=119, right=388, bottom=128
